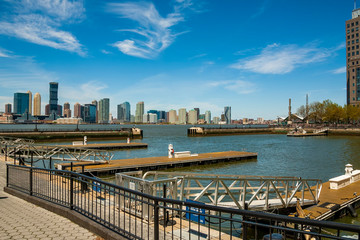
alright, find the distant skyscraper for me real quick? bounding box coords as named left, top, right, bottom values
left=33, top=93, right=41, bottom=116
left=5, top=103, right=11, bottom=114
left=27, top=90, right=32, bottom=115
left=74, top=103, right=82, bottom=118
left=178, top=108, right=187, bottom=124
left=347, top=7, right=360, bottom=105
left=213, top=116, right=220, bottom=124
left=45, top=104, right=50, bottom=115
left=168, top=110, right=177, bottom=124
left=205, top=110, right=211, bottom=124
left=135, top=101, right=144, bottom=123
left=14, top=92, right=30, bottom=114
left=194, top=108, right=200, bottom=120
left=84, top=104, right=96, bottom=123
left=118, top=102, right=130, bottom=122
left=92, top=100, right=98, bottom=122
left=49, top=82, right=58, bottom=115
left=57, top=105, right=62, bottom=116
left=98, top=98, right=110, bottom=123
left=224, top=106, right=231, bottom=124
left=188, top=109, right=197, bottom=124
left=63, top=102, right=71, bottom=118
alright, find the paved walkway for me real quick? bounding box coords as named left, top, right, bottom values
left=0, top=157, right=100, bottom=240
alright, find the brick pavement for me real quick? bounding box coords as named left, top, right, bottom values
left=0, top=157, right=100, bottom=240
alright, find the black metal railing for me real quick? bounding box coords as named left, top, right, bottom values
left=6, top=164, right=360, bottom=240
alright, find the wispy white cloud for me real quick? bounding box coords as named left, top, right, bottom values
left=208, top=80, right=256, bottom=94
left=60, top=81, right=108, bottom=103
left=0, top=0, right=85, bottom=55
left=189, top=53, right=207, bottom=60
left=251, top=0, right=269, bottom=19
left=332, top=66, right=346, bottom=74
left=199, top=61, right=214, bottom=73
left=0, top=47, right=12, bottom=58
left=231, top=43, right=333, bottom=74
left=107, top=1, right=192, bottom=59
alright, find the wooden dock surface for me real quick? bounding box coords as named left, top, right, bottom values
left=58, top=151, right=257, bottom=174
left=58, top=142, right=148, bottom=150
left=297, top=181, right=360, bottom=220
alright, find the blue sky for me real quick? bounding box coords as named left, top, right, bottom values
left=0, top=0, right=352, bottom=119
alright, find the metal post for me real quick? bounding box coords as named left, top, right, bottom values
left=70, top=173, right=74, bottom=210
left=49, top=157, right=52, bottom=181
left=70, top=162, right=73, bottom=172
left=6, top=164, right=9, bottom=187
left=243, top=203, right=248, bottom=240
left=30, top=166, right=33, bottom=196
left=154, top=200, right=159, bottom=240
left=5, top=145, right=7, bottom=162
left=31, top=153, right=33, bottom=167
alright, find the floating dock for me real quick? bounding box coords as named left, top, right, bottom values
left=286, top=132, right=327, bottom=137
left=56, top=151, right=257, bottom=174
left=58, top=142, right=148, bottom=150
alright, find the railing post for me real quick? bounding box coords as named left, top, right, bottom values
left=154, top=200, right=159, bottom=240
left=49, top=157, right=52, bottom=182
left=29, top=166, right=33, bottom=196
left=70, top=173, right=74, bottom=210
left=5, top=144, right=7, bottom=162
left=6, top=164, right=9, bottom=187
left=243, top=203, right=248, bottom=240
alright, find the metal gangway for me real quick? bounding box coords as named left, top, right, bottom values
left=313, top=127, right=329, bottom=134
left=116, top=171, right=322, bottom=213
left=0, top=136, right=112, bottom=163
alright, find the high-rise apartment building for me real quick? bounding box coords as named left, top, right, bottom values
left=14, top=92, right=30, bottom=114
left=135, top=101, right=144, bottom=123
left=63, top=102, right=71, bottom=118
left=74, top=103, right=82, bottom=118
left=33, top=93, right=41, bottom=116
left=194, top=108, right=200, bottom=120
left=98, top=98, right=110, bottom=123
left=188, top=109, right=197, bottom=124
left=92, top=100, right=98, bottom=122
left=27, top=90, right=32, bottom=115
left=168, top=110, right=177, bottom=124
left=346, top=7, right=360, bottom=106
left=5, top=103, right=11, bottom=114
left=224, top=106, right=231, bottom=124
left=84, top=104, right=96, bottom=123
left=117, top=102, right=131, bottom=122
left=205, top=110, right=211, bottom=124
left=49, top=82, right=58, bottom=115
left=178, top=108, right=187, bottom=124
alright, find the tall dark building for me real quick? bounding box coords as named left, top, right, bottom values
left=194, top=108, right=200, bottom=120
left=117, top=102, right=130, bottom=122
left=224, top=106, right=231, bottom=124
left=84, top=104, right=96, bottom=123
left=5, top=103, right=11, bottom=114
left=347, top=7, right=360, bottom=106
left=49, top=82, right=58, bottom=114
left=14, top=92, right=30, bottom=114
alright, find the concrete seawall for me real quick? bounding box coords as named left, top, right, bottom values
left=188, top=127, right=360, bottom=136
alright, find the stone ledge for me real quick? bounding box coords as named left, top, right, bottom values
left=3, top=187, right=125, bottom=240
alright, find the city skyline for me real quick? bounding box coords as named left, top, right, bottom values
left=0, top=0, right=350, bottom=119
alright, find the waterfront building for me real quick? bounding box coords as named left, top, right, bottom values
left=45, top=104, right=50, bottom=115
left=243, top=118, right=249, bottom=124
left=149, top=113, right=157, bottom=123
left=27, top=90, right=32, bottom=115
left=178, top=108, right=187, bottom=124
left=98, top=98, right=110, bottom=123
left=92, top=100, right=98, bottom=122
left=347, top=7, right=360, bottom=106
left=63, top=102, right=71, bottom=118
left=168, top=110, right=177, bottom=124
left=13, top=92, right=30, bottom=114
left=224, top=106, right=231, bottom=124
left=205, top=110, right=211, bottom=124
left=74, top=103, right=82, bottom=118
left=5, top=103, right=11, bottom=114
left=33, top=93, right=41, bottom=116
left=118, top=102, right=130, bottom=122
left=57, top=105, right=62, bottom=116
left=135, top=101, right=144, bottom=123
left=213, top=116, right=220, bottom=124
left=157, top=110, right=166, bottom=122
left=257, top=117, right=264, bottom=124
left=49, top=82, right=58, bottom=115
left=84, top=104, right=96, bottom=123
left=194, top=108, right=200, bottom=120
left=188, top=109, right=197, bottom=124
left=130, top=115, right=135, bottom=122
